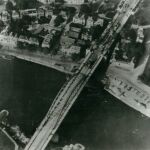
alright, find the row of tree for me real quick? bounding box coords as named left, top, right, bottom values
left=6, top=0, right=39, bottom=18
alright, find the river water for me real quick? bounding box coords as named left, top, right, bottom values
left=0, top=57, right=150, bottom=150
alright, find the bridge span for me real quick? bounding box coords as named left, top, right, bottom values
left=24, top=0, right=142, bottom=150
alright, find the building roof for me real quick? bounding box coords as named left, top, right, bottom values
left=70, top=26, right=81, bottom=33
left=38, top=0, right=54, bottom=4
left=61, top=45, right=80, bottom=55
left=42, top=34, right=53, bottom=48
left=18, top=35, right=29, bottom=43
left=60, top=36, right=75, bottom=48
left=29, top=37, right=39, bottom=45
left=65, top=0, right=84, bottom=5
left=33, top=26, right=44, bottom=34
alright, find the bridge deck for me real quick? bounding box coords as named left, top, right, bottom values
left=24, top=0, right=142, bottom=150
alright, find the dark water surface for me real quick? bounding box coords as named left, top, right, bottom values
left=0, top=58, right=150, bottom=150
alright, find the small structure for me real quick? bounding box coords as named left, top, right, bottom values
left=18, top=35, right=30, bottom=44
left=94, top=18, right=104, bottom=27
left=42, top=34, right=53, bottom=48
left=21, top=9, right=38, bottom=18
left=0, top=110, right=9, bottom=124
left=63, top=143, right=85, bottom=150
left=81, top=32, right=92, bottom=41
left=136, top=27, right=144, bottom=43
left=69, top=23, right=82, bottom=39
left=29, top=37, right=39, bottom=46
left=61, top=45, right=80, bottom=56
left=11, top=11, right=20, bottom=20
left=65, top=0, right=85, bottom=5
left=1, top=11, right=9, bottom=22
left=38, top=0, right=54, bottom=4
left=131, top=24, right=150, bottom=43
left=61, top=36, right=75, bottom=48
left=10, top=125, right=29, bottom=145
left=86, top=17, right=94, bottom=29
left=68, top=30, right=80, bottom=39
left=73, top=15, right=85, bottom=25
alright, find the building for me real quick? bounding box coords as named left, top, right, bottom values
left=69, top=30, right=80, bottom=39
left=61, top=45, right=80, bottom=56
left=29, top=37, right=39, bottom=46
left=64, top=0, right=84, bottom=5
left=70, top=26, right=81, bottom=33
left=73, top=15, right=85, bottom=25
left=18, top=35, right=29, bottom=44
left=63, top=143, right=85, bottom=150
left=21, top=9, right=38, bottom=18
left=42, top=34, right=53, bottom=48
left=49, top=15, right=57, bottom=27
left=81, top=32, right=92, bottom=41
left=94, top=18, right=104, bottom=27
left=38, top=0, right=54, bottom=4
left=77, top=39, right=86, bottom=46
left=37, top=7, right=45, bottom=18
left=60, top=36, right=75, bottom=49
left=68, top=23, right=82, bottom=39
left=136, top=27, right=144, bottom=43
left=86, top=17, right=94, bottom=29
left=1, top=11, right=9, bottom=22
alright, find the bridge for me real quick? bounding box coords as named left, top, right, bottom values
left=23, top=0, right=142, bottom=150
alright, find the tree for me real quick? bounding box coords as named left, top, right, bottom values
left=71, top=53, right=80, bottom=61
left=0, top=20, right=4, bottom=32
left=38, top=16, right=51, bottom=24
left=54, top=15, right=65, bottom=27
left=6, top=0, right=14, bottom=18
left=55, top=0, right=65, bottom=4
left=14, top=0, right=38, bottom=9
left=22, top=15, right=32, bottom=25
left=79, top=3, right=91, bottom=17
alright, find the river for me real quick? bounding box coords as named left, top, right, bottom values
left=0, top=57, right=150, bottom=150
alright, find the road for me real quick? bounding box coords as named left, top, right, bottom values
left=24, top=0, right=141, bottom=150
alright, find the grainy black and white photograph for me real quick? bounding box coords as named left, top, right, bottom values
left=0, top=0, right=150, bottom=149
